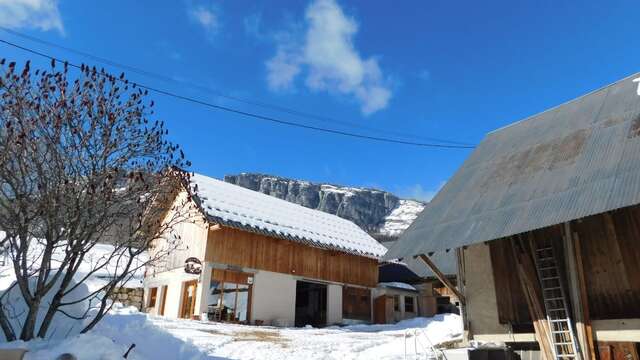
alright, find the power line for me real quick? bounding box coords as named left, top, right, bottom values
left=0, top=26, right=474, bottom=147
left=0, top=38, right=475, bottom=149
left=1, top=27, right=476, bottom=147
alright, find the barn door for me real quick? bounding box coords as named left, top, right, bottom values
left=294, top=281, right=327, bottom=327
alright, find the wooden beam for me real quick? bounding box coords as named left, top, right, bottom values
left=417, top=253, right=466, bottom=305
left=455, top=248, right=470, bottom=333
left=564, top=222, right=589, bottom=360
left=573, top=230, right=597, bottom=360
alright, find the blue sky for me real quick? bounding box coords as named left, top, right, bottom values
left=0, top=1, right=638, bottom=201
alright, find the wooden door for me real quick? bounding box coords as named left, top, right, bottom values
left=343, top=286, right=371, bottom=321
left=180, top=280, right=198, bottom=319
left=159, top=285, right=168, bottom=316
left=374, top=295, right=388, bottom=324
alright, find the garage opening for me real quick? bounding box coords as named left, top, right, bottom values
left=295, top=281, right=327, bottom=327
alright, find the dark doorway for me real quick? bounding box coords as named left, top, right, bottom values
left=295, top=281, right=327, bottom=327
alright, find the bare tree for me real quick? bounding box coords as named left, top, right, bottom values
left=0, top=59, right=194, bottom=341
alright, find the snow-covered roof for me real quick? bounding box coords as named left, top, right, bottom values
left=378, top=282, right=417, bottom=292
left=189, top=173, right=387, bottom=259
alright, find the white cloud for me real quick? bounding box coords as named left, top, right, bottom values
left=0, top=0, right=64, bottom=34
left=266, top=0, right=391, bottom=115
left=188, top=4, right=220, bottom=35
left=397, top=181, right=446, bottom=202
left=266, top=49, right=301, bottom=91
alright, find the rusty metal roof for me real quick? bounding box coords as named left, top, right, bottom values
left=385, top=72, right=640, bottom=260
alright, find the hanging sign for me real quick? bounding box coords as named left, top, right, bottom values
left=184, top=257, right=202, bottom=275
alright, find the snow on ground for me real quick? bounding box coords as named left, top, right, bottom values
left=0, top=309, right=462, bottom=359
left=147, top=313, right=462, bottom=360
left=0, top=237, right=148, bottom=343
left=378, top=200, right=426, bottom=237
left=0, top=236, right=146, bottom=292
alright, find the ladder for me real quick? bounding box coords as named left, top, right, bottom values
left=534, top=244, right=580, bottom=360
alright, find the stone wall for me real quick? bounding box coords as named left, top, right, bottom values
left=110, top=287, right=144, bottom=310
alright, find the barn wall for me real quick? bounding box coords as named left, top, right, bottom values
left=327, top=284, right=343, bottom=325
left=463, top=243, right=536, bottom=342
left=574, top=207, right=640, bottom=320
left=144, top=267, right=200, bottom=319
left=489, top=240, right=531, bottom=326
left=205, top=226, right=379, bottom=288
left=250, top=270, right=297, bottom=327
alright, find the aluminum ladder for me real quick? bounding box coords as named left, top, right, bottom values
left=534, top=244, right=580, bottom=360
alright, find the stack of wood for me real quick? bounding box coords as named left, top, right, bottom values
left=510, top=236, right=555, bottom=360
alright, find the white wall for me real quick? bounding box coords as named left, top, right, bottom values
left=327, top=284, right=343, bottom=325
left=144, top=267, right=200, bottom=319
left=146, top=266, right=348, bottom=326
left=149, top=190, right=209, bottom=274
left=251, top=270, right=297, bottom=327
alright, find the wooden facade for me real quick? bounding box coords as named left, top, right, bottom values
left=490, top=240, right=532, bottom=327
left=205, top=226, right=378, bottom=288
left=342, top=286, right=372, bottom=321
left=484, top=204, right=640, bottom=359
left=573, top=207, right=640, bottom=320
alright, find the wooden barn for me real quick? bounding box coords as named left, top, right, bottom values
left=144, top=173, right=386, bottom=327
left=385, top=73, right=640, bottom=360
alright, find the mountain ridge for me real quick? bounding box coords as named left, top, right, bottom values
left=223, top=173, right=425, bottom=241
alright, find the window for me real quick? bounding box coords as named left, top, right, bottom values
left=207, top=269, right=251, bottom=323
left=404, top=296, right=415, bottom=313
left=148, top=287, right=158, bottom=308
left=393, top=295, right=400, bottom=312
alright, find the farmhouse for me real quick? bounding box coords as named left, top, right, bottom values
left=385, top=73, right=640, bottom=360
left=144, top=173, right=387, bottom=327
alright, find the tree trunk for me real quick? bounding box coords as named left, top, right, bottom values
left=0, top=307, right=16, bottom=341
left=19, top=299, right=41, bottom=341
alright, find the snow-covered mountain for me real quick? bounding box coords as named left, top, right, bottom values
left=224, top=173, right=425, bottom=240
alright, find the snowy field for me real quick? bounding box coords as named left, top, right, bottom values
left=1, top=308, right=462, bottom=359
left=150, top=313, right=462, bottom=360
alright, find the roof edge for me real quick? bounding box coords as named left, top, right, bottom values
left=207, top=214, right=384, bottom=260
left=488, top=71, right=640, bottom=135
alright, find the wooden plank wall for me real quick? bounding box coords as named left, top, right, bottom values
left=573, top=206, right=640, bottom=320
left=150, top=191, right=209, bottom=273
left=205, top=226, right=379, bottom=288
left=489, top=239, right=532, bottom=325
left=342, top=286, right=371, bottom=321
left=598, top=342, right=640, bottom=360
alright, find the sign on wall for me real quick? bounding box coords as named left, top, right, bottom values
left=184, top=257, right=202, bottom=275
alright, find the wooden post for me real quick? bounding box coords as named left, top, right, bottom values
left=455, top=248, right=470, bottom=333
left=564, top=222, right=591, bottom=360
left=417, top=253, right=466, bottom=305
left=572, top=230, right=597, bottom=360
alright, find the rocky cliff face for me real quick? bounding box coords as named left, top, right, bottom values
left=224, top=173, right=425, bottom=239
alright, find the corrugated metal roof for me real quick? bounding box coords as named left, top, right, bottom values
left=385, top=72, right=640, bottom=260
left=381, top=240, right=457, bottom=276
left=190, top=173, right=387, bottom=259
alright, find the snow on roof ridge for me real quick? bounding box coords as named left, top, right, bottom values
left=190, top=173, right=387, bottom=258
